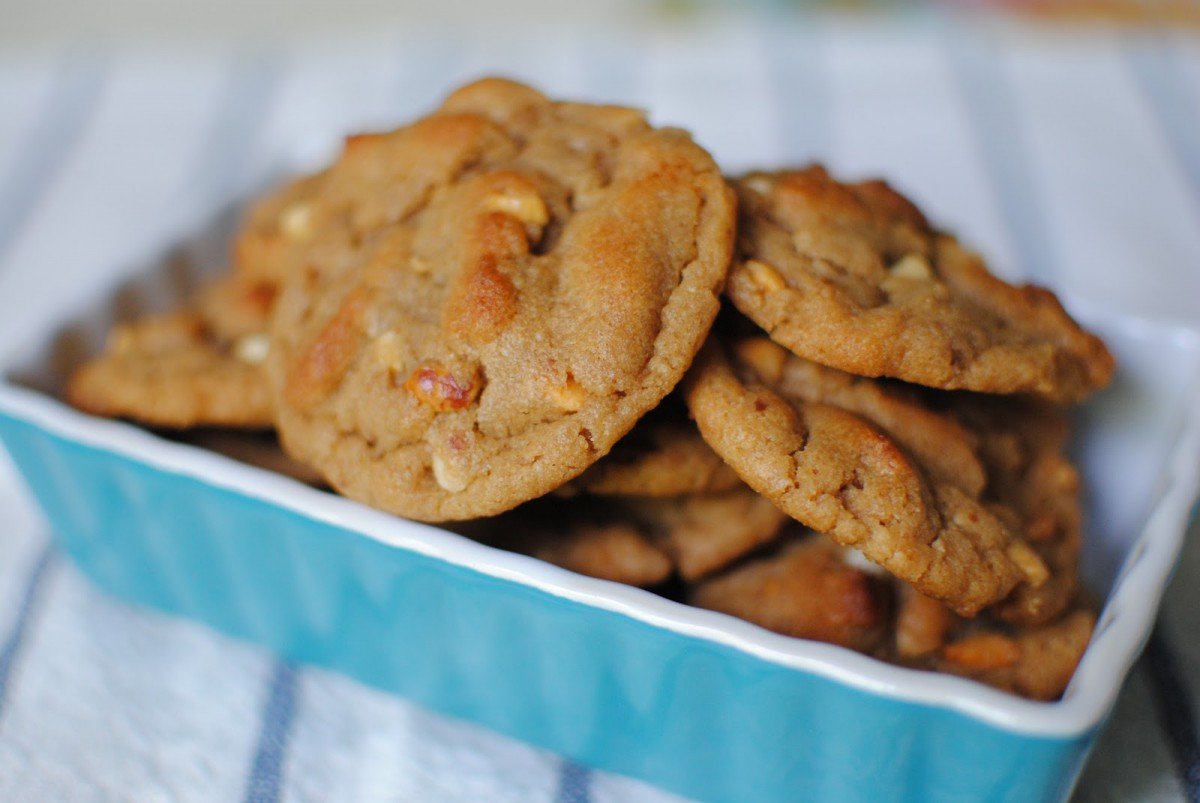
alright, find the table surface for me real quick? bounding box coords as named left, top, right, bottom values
left=0, top=7, right=1198, bottom=801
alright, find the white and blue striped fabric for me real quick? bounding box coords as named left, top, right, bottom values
left=1, top=13, right=1199, bottom=801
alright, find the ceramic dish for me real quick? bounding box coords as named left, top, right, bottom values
left=0, top=265, right=1197, bottom=801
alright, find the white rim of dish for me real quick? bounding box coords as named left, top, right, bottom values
left=2, top=338, right=1198, bottom=739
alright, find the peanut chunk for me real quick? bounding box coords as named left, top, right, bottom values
left=431, top=453, right=470, bottom=492
left=233, top=332, right=270, bottom=365
left=744, top=259, right=788, bottom=293
left=1008, top=540, right=1050, bottom=587
left=484, top=191, right=549, bottom=228
left=404, top=363, right=480, bottom=411
left=370, top=330, right=409, bottom=373
left=888, top=253, right=934, bottom=281
left=280, top=203, right=313, bottom=241
left=742, top=174, right=774, bottom=196
left=548, top=373, right=586, bottom=412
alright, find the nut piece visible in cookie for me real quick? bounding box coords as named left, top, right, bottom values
left=682, top=338, right=1033, bottom=616
left=726, top=167, right=1114, bottom=403
left=67, top=278, right=275, bottom=429
left=267, top=77, right=736, bottom=522
left=690, top=537, right=888, bottom=652
left=233, top=172, right=330, bottom=284
left=568, top=403, right=740, bottom=498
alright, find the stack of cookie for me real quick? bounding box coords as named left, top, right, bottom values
left=67, top=78, right=1114, bottom=700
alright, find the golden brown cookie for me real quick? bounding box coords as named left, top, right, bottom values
left=690, top=536, right=889, bottom=652
left=525, top=522, right=673, bottom=588
left=682, top=338, right=1039, bottom=616
left=726, top=167, right=1114, bottom=403
left=620, top=487, right=787, bottom=580
left=939, top=396, right=1083, bottom=626
left=474, top=496, right=673, bottom=587
left=731, top=336, right=1077, bottom=625
left=233, top=171, right=330, bottom=284
left=67, top=277, right=275, bottom=429
left=891, top=586, right=1093, bottom=701
left=732, top=337, right=987, bottom=495
left=567, top=401, right=740, bottom=498
left=267, top=78, right=736, bottom=521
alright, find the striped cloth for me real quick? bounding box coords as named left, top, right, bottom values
left=0, top=15, right=1198, bottom=801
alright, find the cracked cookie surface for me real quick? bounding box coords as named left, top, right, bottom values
left=726, top=167, right=1113, bottom=403
left=731, top=336, right=1078, bottom=625
left=267, top=78, right=735, bottom=521
left=683, top=337, right=1036, bottom=615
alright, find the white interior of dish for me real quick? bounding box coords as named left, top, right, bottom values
left=0, top=196, right=1198, bottom=739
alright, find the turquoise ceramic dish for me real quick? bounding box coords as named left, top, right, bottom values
left=1, top=308, right=1198, bottom=802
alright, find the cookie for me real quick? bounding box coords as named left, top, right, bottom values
left=525, top=521, right=673, bottom=588
left=267, top=78, right=736, bottom=521
left=732, top=336, right=1078, bottom=624
left=940, top=396, right=1083, bottom=626
left=233, top=171, right=330, bottom=284
left=690, top=536, right=889, bottom=652
left=195, top=272, right=278, bottom=342
left=67, top=277, right=275, bottom=429
left=731, top=337, right=987, bottom=496
left=892, top=586, right=1093, bottom=701
left=682, top=338, right=1040, bottom=615
left=726, top=167, right=1114, bottom=403
left=475, top=496, right=674, bottom=587
left=621, top=486, right=787, bottom=580
left=567, top=401, right=740, bottom=498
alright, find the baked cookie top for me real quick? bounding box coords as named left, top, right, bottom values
left=67, top=276, right=275, bottom=429
left=725, top=166, right=1114, bottom=403
left=734, top=335, right=1080, bottom=626
left=683, top=337, right=1044, bottom=615
left=267, top=78, right=736, bottom=521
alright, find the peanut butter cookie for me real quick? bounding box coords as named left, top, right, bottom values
left=691, top=536, right=889, bottom=652
left=621, top=486, right=787, bottom=580
left=731, top=336, right=1078, bottom=625
left=726, top=167, right=1113, bottom=403
left=67, top=276, right=275, bottom=428
left=892, top=585, right=1093, bottom=701
left=683, top=338, right=1040, bottom=615
left=268, top=78, right=735, bottom=521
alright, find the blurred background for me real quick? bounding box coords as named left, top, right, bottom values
left=1, top=1, right=1199, bottom=801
